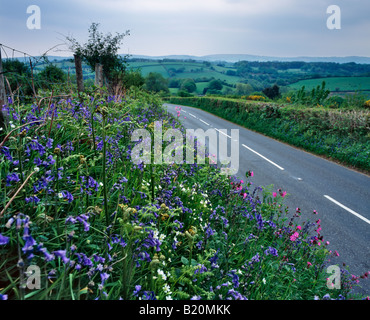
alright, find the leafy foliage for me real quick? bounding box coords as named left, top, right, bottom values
left=144, top=72, right=169, bottom=93
left=66, top=22, right=130, bottom=80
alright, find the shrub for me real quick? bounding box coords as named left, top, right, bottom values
left=247, top=95, right=265, bottom=101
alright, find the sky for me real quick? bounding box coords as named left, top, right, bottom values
left=1, top=0, right=369, bottom=58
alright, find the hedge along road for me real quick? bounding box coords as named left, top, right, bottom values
left=164, top=103, right=370, bottom=296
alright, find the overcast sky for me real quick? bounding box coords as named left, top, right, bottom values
left=1, top=0, right=369, bottom=58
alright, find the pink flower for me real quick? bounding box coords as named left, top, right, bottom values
left=273, top=192, right=277, bottom=198
left=290, top=232, right=299, bottom=241
left=243, top=193, right=247, bottom=199
left=297, top=226, right=302, bottom=230
left=307, top=262, right=312, bottom=268
left=251, top=171, right=254, bottom=177
left=282, top=191, right=287, bottom=198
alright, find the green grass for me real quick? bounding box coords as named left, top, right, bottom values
left=127, top=60, right=240, bottom=84
left=289, top=77, right=370, bottom=93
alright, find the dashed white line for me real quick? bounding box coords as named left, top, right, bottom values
left=199, top=119, right=210, bottom=126
left=189, top=113, right=197, bottom=118
left=215, top=128, right=232, bottom=139
left=242, top=144, right=285, bottom=171
left=324, top=195, right=370, bottom=225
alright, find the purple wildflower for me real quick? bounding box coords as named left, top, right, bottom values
left=264, top=246, right=278, bottom=257
left=6, top=173, right=20, bottom=186
left=0, top=234, right=10, bottom=245
left=133, top=285, right=141, bottom=297
left=100, top=272, right=110, bottom=284
left=0, top=294, right=8, bottom=300
left=54, top=250, right=70, bottom=264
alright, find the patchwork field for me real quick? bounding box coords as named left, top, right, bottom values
left=289, top=77, right=370, bottom=97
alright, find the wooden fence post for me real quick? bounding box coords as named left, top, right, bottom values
left=0, top=47, right=6, bottom=107
left=0, top=47, right=7, bottom=134
left=95, top=63, right=104, bottom=87
left=74, top=54, right=84, bottom=93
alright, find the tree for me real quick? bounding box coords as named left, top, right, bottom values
left=115, top=69, right=145, bottom=90
left=209, top=79, right=223, bottom=91
left=144, top=72, right=169, bottom=93
left=66, top=23, right=130, bottom=81
left=38, top=64, right=66, bottom=87
left=2, top=60, right=33, bottom=96
left=262, top=84, right=280, bottom=100
left=235, top=83, right=253, bottom=96
left=180, top=78, right=196, bottom=93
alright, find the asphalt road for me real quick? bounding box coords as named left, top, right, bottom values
left=165, top=103, right=370, bottom=297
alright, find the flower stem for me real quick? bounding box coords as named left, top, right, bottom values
left=102, top=114, right=109, bottom=227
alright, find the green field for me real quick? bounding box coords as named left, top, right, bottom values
left=31, top=58, right=370, bottom=98
left=127, top=60, right=239, bottom=94
left=289, top=77, right=370, bottom=93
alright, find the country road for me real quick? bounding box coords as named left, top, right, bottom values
left=165, top=103, right=370, bottom=296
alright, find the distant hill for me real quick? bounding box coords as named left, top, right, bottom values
left=7, top=53, right=370, bottom=64
left=129, top=54, right=370, bottom=64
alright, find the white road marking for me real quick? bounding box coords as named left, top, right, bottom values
left=215, top=128, right=232, bottom=139
left=242, top=144, right=285, bottom=171
left=199, top=119, right=210, bottom=126
left=189, top=113, right=197, bottom=118
left=324, top=195, right=370, bottom=225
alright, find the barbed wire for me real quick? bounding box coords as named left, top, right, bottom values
left=0, top=43, right=84, bottom=102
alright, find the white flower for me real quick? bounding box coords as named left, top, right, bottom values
left=34, top=166, right=40, bottom=172
left=157, top=269, right=167, bottom=281
left=58, top=192, right=63, bottom=199
left=166, top=296, right=173, bottom=300
left=262, top=278, right=266, bottom=285
left=163, top=284, right=171, bottom=294
left=99, top=182, right=104, bottom=187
